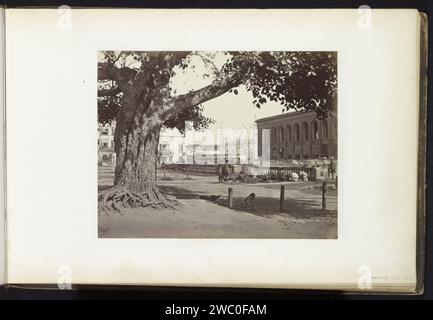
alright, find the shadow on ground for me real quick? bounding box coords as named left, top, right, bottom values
left=213, top=196, right=337, bottom=219
left=160, top=185, right=203, bottom=199
left=160, top=185, right=336, bottom=220
left=98, top=185, right=113, bottom=192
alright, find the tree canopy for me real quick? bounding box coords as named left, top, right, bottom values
left=98, top=51, right=337, bottom=131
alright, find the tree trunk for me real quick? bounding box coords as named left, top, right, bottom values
left=113, top=113, right=160, bottom=194
left=98, top=92, right=178, bottom=215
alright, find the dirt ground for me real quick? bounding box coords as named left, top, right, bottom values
left=98, top=166, right=337, bottom=239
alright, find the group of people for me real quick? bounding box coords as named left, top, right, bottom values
left=290, top=171, right=309, bottom=182
left=217, top=159, right=336, bottom=183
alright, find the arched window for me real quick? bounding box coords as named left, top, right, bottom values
left=271, top=127, right=277, bottom=144
left=313, top=121, right=319, bottom=140
left=286, top=125, right=292, bottom=142
left=303, top=122, right=309, bottom=141
left=294, top=123, right=300, bottom=142
left=322, top=120, right=328, bottom=139
left=279, top=126, right=284, bottom=143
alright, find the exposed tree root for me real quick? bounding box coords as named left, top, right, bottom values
left=98, top=186, right=180, bottom=216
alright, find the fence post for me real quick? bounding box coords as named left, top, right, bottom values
left=335, top=176, right=338, bottom=189
left=322, top=181, right=327, bottom=210
left=280, top=185, right=285, bottom=212
left=228, top=187, right=233, bottom=209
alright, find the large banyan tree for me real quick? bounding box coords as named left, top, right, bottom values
left=97, top=51, right=337, bottom=214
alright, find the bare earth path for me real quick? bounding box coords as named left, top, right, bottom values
left=98, top=166, right=337, bottom=239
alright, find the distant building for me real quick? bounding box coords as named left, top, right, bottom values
left=158, top=128, right=186, bottom=164
left=97, top=123, right=259, bottom=166
left=98, top=121, right=116, bottom=165
left=255, top=111, right=337, bottom=161
left=98, top=121, right=115, bottom=149
left=158, top=127, right=258, bottom=165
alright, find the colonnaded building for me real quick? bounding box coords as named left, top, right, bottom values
left=256, top=111, right=337, bottom=161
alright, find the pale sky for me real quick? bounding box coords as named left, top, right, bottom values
left=169, top=52, right=286, bottom=132
left=199, top=86, right=285, bottom=131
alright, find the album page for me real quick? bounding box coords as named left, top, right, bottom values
left=5, top=8, right=421, bottom=291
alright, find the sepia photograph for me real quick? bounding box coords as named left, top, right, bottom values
left=97, top=51, right=338, bottom=239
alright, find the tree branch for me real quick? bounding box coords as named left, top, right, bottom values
left=168, top=51, right=191, bottom=67
left=162, top=77, right=238, bottom=121
left=98, top=62, right=137, bottom=82
left=98, top=86, right=122, bottom=97
left=98, top=62, right=121, bottom=81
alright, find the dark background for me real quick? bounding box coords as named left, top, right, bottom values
left=0, top=0, right=432, bottom=301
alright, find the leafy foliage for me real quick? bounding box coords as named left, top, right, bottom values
left=224, top=51, right=337, bottom=119
left=97, top=51, right=337, bottom=128
left=98, top=94, right=122, bottom=124
left=162, top=104, right=215, bottom=134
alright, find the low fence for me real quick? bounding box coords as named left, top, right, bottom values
left=162, top=163, right=336, bottom=181
left=163, top=163, right=222, bottom=174
left=227, top=181, right=336, bottom=211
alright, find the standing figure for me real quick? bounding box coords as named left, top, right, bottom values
left=218, top=164, right=223, bottom=183
left=302, top=171, right=309, bottom=182
left=328, top=157, right=336, bottom=180
left=222, top=160, right=229, bottom=181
